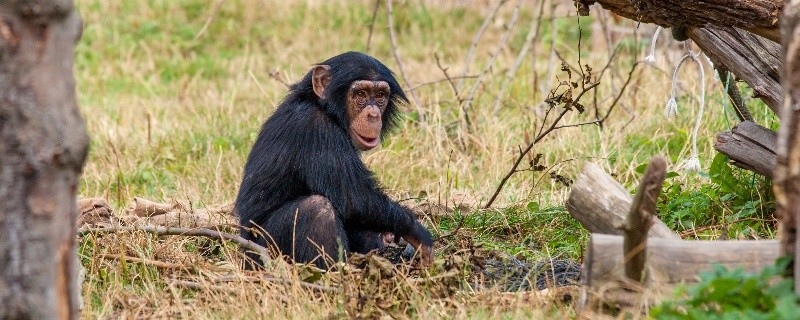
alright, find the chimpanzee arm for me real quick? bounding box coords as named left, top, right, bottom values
left=298, top=119, right=432, bottom=246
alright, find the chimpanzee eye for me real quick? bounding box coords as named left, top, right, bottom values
left=375, top=91, right=385, bottom=99
left=357, top=90, right=367, bottom=98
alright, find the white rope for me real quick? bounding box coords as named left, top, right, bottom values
left=665, top=53, right=693, bottom=118
left=644, top=26, right=662, bottom=65
left=664, top=47, right=706, bottom=172
left=682, top=51, right=705, bottom=172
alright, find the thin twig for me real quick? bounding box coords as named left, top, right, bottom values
left=551, top=119, right=601, bottom=130
left=458, top=0, right=508, bottom=89
left=484, top=82, right=599, bottom=208
left=462, top=0, right=523, bottom=127
left=98, top=254, right=189, bottom=270
left=365, top=0, right=381, bottom=53
left=386, top=0, right=424, bottom=120
left=79, top=225, right=270, bottom=265
left=600, top=61, right=641, bottom=125
left=172, top=280, right=239, bottom=293
left=434, top=53, right=463, bottom=105
left=268, top=71, right=291, bottom=89
left=193, top=0, right=226, bottom=41
left=493, top=0, right=546, bottom=115
left=553, top=50, right=582, bottom=75
left=408, top=75, right=479, bottom=91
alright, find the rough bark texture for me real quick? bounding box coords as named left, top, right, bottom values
left=580, top=0, right=782, bottom=42
left=714, top=120, right=777, bottom=176
left=566, top=162, right=680, bottom=240
left=622, top=156, right=666, bottom=283
left=581, top=1, right=783, bottom=116
left=0, top=1, right=88, bottom=319
left=777, top=0, right=800, bottom=290
left=688, top=26, right=782, bottom=114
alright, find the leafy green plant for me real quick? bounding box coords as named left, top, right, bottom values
left=655, top=154, right=775, bottom=238
left=652, top=258, right=800, bottom=320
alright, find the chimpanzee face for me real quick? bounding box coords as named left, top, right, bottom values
left=345, top=80, right=390, bottom=151
left=311, top=65, right=392, bottom=151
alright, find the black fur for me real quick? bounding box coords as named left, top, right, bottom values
left=235, top=52, right=433, bottom=269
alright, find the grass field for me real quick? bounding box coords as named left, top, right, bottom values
left=75, top=0, right=779, bottom=318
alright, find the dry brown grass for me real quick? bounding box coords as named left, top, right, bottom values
left=74, top=0, right=763, bottom=318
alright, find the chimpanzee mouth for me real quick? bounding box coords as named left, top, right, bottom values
left=356, top=133, right=380, bottom=149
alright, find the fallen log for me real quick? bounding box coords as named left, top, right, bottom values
left=566, top=163, right=680, bottom=240
left=714, top=120, right=777, bottom=177
left=584, top=234, right=779, bottom=287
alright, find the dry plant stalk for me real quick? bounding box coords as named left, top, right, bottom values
left=484, top=78, right=599, bottom=209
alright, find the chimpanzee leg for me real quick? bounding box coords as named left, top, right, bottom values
left=252, top=195, right=349, bottom=269
left=347, top=230, right=388, bottom=254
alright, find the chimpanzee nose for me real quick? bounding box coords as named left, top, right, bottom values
left=367, top=108, right=380, bottom=122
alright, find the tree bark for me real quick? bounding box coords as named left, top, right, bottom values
left=578, top=0, right=782, bottom=42
left=777, top=0, right=800, bottom=291
left=580, top=1, right=783, bottom=116
left=0, top=1, right=87, bottom=319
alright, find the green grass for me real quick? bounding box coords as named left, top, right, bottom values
left=75, top=0, right=780, bottom=318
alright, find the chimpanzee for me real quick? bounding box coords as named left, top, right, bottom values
left=235, top=52, right=434, bottom=269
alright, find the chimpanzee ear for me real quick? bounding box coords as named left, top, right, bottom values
left=311, top=65, right=332, bottom=99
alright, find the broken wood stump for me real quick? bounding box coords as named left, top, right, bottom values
left=621, top=156, right=667, bottom=284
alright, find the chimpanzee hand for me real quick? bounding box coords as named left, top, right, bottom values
left=402, top=223, right=434, bottom=267
left=381, top=232, right=396, bottom=246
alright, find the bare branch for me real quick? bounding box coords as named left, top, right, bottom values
left=493, top=0, right=547, bottom=115
left=458, top=0, right=509, bottom=89
left=79, top=225, right=270, bottom=266
left=484, top=82, right=600, bottom=208
left=408, top=75, right=479, bottom=91
left=462, top=0, right=523, bottom=127
left=365, top=0, right=381, bottom=53
left=434, top=53, right=464, bottom=105
left=386, top=0, right=424, bottom=120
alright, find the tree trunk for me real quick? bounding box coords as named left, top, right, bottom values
left=777, top=1, right=800, bottom=291
left=0, top=1, right=88, bottom=319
